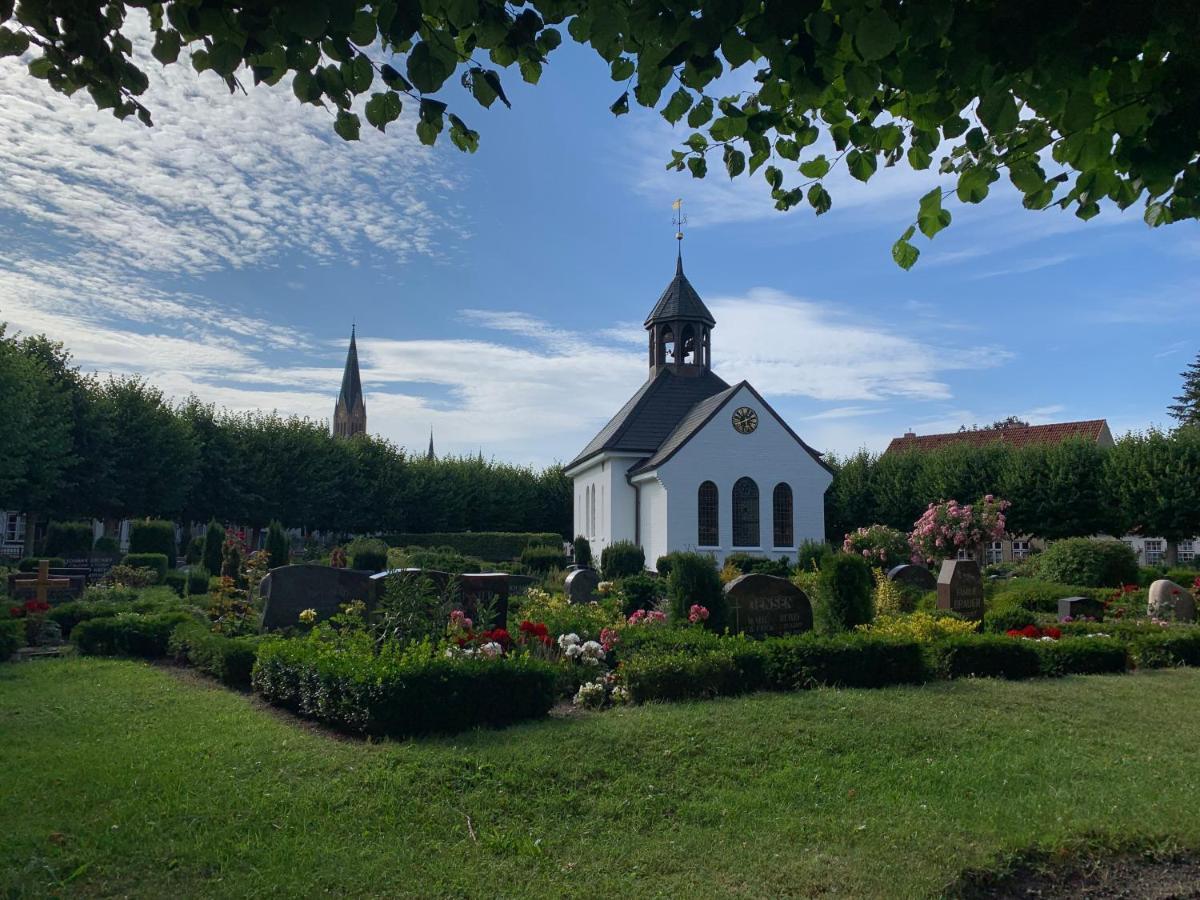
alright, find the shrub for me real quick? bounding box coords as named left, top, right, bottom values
left=872, top=567, right=910, bottom=616
left=925, top=635, right=1042, bottom=680
left=723, top=553, right=792, bottom=578
left=266, top=521, right=289, bottom=569
left=93, top=536, right=120, bottom=555
left=1030, top=538, right=1138, bottom=588
left=202, top=520, right=224, bottom=576
left=601, top=541, right=645, bottom=579
left=615, top=573, right=665, bottom=616
left=859, top=612, right=978, bottom=642
left=842, top=525, right=910, bottom=569
left=621, top=647, right=747, bottom=703
left=252, top=636, right=559, bottom=736
left=129, top=520, right=176, bottom=562
left=376, top=532, right=562, bottom=562
left=120, top=553, right=168, bottom=584
left=73, top=611, right=195, bottom=658
left=184, top=536, right=204, bottom=565
left=665, top=552, right=725, bottom=629
left=347, top=537, right=388, bottom=573
left=988, top=579, right=1099, bottom=614
left=1131, top=630, right=1200, bottom=668
left=49, top=590, right=183, bottom=639
left=982, top=606, right=1040, bottom=634
left=573, top=535, right=592, bottom=569
left=815, top=553, right=874, bottom=633
left=0, top=619, right=21, bottom=659
left=1036, top=638, right=1128, bottom=676
left=520, top=543, right=568, bottom=573
left=390, top=546, right=488, bottom=574
left=44, top=521, right=93, bottom=558
left=162, top=569, right=210, bottom=598
left=797, top=540, right=831, bottom=572
left=762, top=633, right=928, bottom=690
left=17, top=557, right=65, bottom=572
left=169, top=621, right=265, bottom=688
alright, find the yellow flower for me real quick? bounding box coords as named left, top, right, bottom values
left=299, top=608, right=317, bottom=624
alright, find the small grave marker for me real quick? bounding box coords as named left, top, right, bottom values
left=886, top=564, right=937, bottom=591
left=1058, top=596, right=1104, bottom=621
left=565, top=568, right=600, bottom=604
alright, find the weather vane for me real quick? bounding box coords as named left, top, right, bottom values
left=672, top=197, right=686, bottom=242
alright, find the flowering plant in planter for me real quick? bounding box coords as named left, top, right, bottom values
left=908, top=495, right=1010, bottom=565
left=843, top=524, right=910, bottom=568
left=1005, top=624, right=1062, bottom=641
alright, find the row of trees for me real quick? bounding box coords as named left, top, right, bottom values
left=825, top=430, right=1200, bottom=563
left=0, top=329, right=571, bottom=551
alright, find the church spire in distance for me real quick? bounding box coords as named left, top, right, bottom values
left=332, top=324, right=367, bottom=438
left=426, top=428, right=436, bottom=460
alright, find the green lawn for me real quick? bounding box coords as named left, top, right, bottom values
left=3, top=660, right=1200, bottom=898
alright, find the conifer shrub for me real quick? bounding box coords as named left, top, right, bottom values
left=665, top=551, right=725, bottom=629
left=1029, top=538, right=1138, bottom=588
left=348, top=537, right=389, bottom=573
left=266, top=521, right=289, bottom=569
left=44, top=521, right=93, bottom=558
left=184, top=536, right=204, bottom=565
left=119, top=552, right=169, bottom=584
left=93, top=536, right=119, bottom=555
left=573, top=535, right=592, bottom=569
left=815, top=553, right=874, bottom=633
left=129, top=520, right=176, bottom=563
left=797, top=539, right=832, bottom=572
left=615, top=573, right=665, bottom=616
left=519, top=543, right=567, bottom=573
left=600, top=541, right=645, bottom=579
left=203, top=520, right=224, bottom=576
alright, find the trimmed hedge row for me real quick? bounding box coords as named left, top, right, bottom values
left=168, top=622, right=265, bottom=689
left=620, top=633, right=1130, bottom=704
left=121, top=553, right=169, bottom=583
left=163, top=569, right=210, bottom=597
left=73, top=611, right=194, bottom=658
left=0, top=619, right=20, bottom=660
left=49, top=591, right=187, bottom=638
left=252, top=638, right=559, bottom=736
left=378, top=532, right=561, bottom=561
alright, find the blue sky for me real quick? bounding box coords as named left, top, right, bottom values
left=1, top=19, right=1197, bottom=468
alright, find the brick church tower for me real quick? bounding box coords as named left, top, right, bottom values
left=332, top=326, right=367, bottom=438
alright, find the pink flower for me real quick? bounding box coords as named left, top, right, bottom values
left=688, top=604, right=710, bottom=624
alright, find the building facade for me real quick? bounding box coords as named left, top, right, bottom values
left=566, top=256, right=832, bottom=567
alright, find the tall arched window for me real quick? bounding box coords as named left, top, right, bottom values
left=732, top=477, right=760, bottom=547
left=697, top=481, right=719, bottom=547
left=773, top=483, right=793, bottom=548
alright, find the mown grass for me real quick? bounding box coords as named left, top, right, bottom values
left=3, top=660, right=1200, bottom=898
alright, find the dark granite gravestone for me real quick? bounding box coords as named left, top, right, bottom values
left=886, top=564, right=937, bottom=591
left=8, top=568, right=88, bottom=603
left=724, top=573, right=813, bottom=638
left=507, top=574, right=536, bottom=595
left=259, top=564, right=378, bottom=631
left=458, top=573, right=510, bottom=629
left=565, top=567, right=600, bottom=604
left=1058, top=596, right=1104, bottom=621
left=936, top=559, right=984, bottom=620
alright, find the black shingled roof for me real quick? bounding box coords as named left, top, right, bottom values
left=644, top=256, right=716, bottom=327
left=567, top=367, right=730, bottom=470
left=338, top=329, right=364, bottom=410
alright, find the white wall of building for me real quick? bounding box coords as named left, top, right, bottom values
left=636, top=476, right=669, bottom=568
left=571, top=454, right=640, bottom=556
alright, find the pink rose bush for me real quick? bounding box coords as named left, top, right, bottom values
left=687, top=604, right=710, bottom=624
left=842, top=524, right=910, bottom=568
left=908, top=495, right=1010, bottom=565
left=627, top=609, right=667, bottom=626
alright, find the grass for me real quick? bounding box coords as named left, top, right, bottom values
left=3, top=660, right=1200, bottom=898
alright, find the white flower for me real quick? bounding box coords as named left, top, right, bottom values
left=573, top=680, right=607, bottom=709
left=611, top=686, right=630, bottom=704
left=565, top=643, right=583, bottom=659
left=581, top=640, right=605, bottom=659
left=444, top=647, right=458, bottom=658
left=479, top=641, right=503, bottom=659
left=583, top=656, right=601, bottom=666
left=558, top=632, right=581, bottom=650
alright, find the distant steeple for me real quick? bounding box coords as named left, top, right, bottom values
left=332, top=326, right=367, bottom=438
left=426, top=428, right=436, bottom=460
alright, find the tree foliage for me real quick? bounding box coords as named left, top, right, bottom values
left=1169, top=350, right=1200, bottom=427
left=4, top=0, right=1198, bottom=266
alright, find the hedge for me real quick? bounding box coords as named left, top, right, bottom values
left=1036, top=638, right=1128, bottom=676
left=0, top=619, right=21, bottom=660
left=44, top=521, right=93, bottom=558
left=129, top=520, right=176, bottom=563
left=17, top=557, right=65, bottom=572
left=169, top=622, right=265, bottom=689
left=519, top=543, right=568, bottom=573
left=988, top=579, right=1100, bottom=614
left=120, top=553, right=169, bottom=583
left=924, top=635, right=1044, bottom=680
left=163, top=569, right=210, bottom=597
left=73, top=611, right=194, bottom=658
left=1030, top=538, right=1138, bottom=588
left=1131, top=630, right=1200, bottom=668
left=252, top=637, right=559, bottom=736
left=377, top=532, right=561, bottom=562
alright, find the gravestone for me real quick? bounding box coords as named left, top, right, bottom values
left=8, top=567, right=87, bottom=603
left=457, top=573, right=510, bottom=629
left=724, top=573, right=813, bottom=638
left=1148, top=579, right=1196, bottom=622
left=565, top=567, right=600, bottom=604
left=886, top=564, right=937, bottom=591
left=259, top=564, right=378, bottom=631
left=936, top=559, right=984, bottom=620
left=507, top=574, right=536, bottom=595
left=1058, top=596, right=1104, bottom=621
left=371, top=568, right=454, bottom=594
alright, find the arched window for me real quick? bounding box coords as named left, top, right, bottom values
left=773, top=483, right=793, bottom=548
left=732, top=477, right=760, bottom=547
left=658, top=326, right=674, bottom=366
left=697, top=481, right=719, bottom=547
left=680, top=324, right=696, bottom=365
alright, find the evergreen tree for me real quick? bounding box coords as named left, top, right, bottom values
left=1169, top=351, right=1200, bottom=426
left=265, top=521, right=289, bottom=570
left=203, top=519, right=224, bottom=577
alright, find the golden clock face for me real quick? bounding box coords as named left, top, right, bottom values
left=732, top=406, right=758, bottom=434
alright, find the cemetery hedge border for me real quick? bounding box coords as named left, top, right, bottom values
left=168, top=622, right=265, bottom=689
left=73, top=611, right=195, bottom=659
left=120, top=552, right=169, bottom=584
left=0, top=619, right=19, bottom=660
left=129, top=520, right=177, bottom=564
left=43, top=521, right=93, bottom=557
left=378, top=532, right=561, bottom=562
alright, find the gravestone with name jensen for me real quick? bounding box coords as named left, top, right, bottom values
left=886, top=564, right=937, bottom=592
left=725, top=573, right=813, bottom=638
left=937, top=559, right=985, bottom=620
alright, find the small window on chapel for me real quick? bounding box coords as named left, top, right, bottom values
left=698, top=481, right=719, bottom=547
left=772, top=483, right=793, bottom=548
left=732, top=477, right=760, bottom=547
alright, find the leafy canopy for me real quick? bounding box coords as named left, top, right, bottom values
left=4, top=0, right=1199, bottom=266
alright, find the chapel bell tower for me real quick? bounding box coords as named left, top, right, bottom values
left=644, top=253, right=716, bottom=378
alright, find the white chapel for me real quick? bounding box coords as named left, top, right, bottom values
left=565, top=252, right=833, bottom=568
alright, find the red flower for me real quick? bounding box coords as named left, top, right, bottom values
left=1021, top=625, right=1040, bottom=639
left=1006, top=629, right=1021, bottom=637
left=481, top=627, right=512, bottom=650
left=1045, top=627, right=1062, bottom=640
left=8, top=605, right=22, bottom=618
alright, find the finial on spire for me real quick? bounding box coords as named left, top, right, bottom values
left=672, top=198, right=686, bottom=264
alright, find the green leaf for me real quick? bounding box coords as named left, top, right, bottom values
left=292, top=69, right=321, bottom=103
left=610, top=91, right=629, bottom=116
left=775, top=139, right=799, bottom=162
left=723, top=145, right=745, bottom=179
left=684, top=132, right=708, bottom=152
left=764, top=165, right=783, bottom=190
left=687, top=156, right=707, bottom=178
left=345, top=53, right=373, bottom=94
left=808, top=184, right=832, bottom=215
left=799, top=155, right=830, bottom=178
left=892, top=238, right=920, bottom=270
left=350, top=10, right=377, bottom=46
left=150, top=30, right=180, bottom=65
left=448, top=113, right=480, bottom=152
left=956, top=167, right=992, bottom=203
left=519, top=57, right=542, bottom=85
left=467, top=67, right=496, bottom=107
left=687, top=96, right=714, bottom=128
left=1144, top=201, right=1172, bottom=227
left=709, top=115, right=746, bottom=141
left=1075, top=201, right=1100, bottom=221
left=208, top=41, right=243, bottom=78
left=407, top=41, right=456, bottom=93
left=907, top=145, right=932, bottom=170
left=662, top=89, right=693, bottom=125
left=416, top=120, right=438, bottom=144
left=1062, top=90, right=1096, bottom=133
left=0, top=27, right=28, bottom=58
left=721, top=32, right=753, bottom=68
left=291, top=0, right=330, bottom=40
left=365, top=91, right=402, bottom=131
left=856, top=8, right=901, bottom=61
left=610, top=57, right=634, bottom=81
left=918, top=206, right=952, bottom=238
left=28, top=57, right=54, bottom=79
left=846, top=149, right=877, bottom=182
left=334, top=110, right=361, bottom=141
left=381, top=63, right=413, bottom=92
left=482, top=70, right=510, bottom=108
left=977, top=91, right=1019, bottom=133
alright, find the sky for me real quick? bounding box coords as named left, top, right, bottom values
left=1, top=18, right=1198, bottom=469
